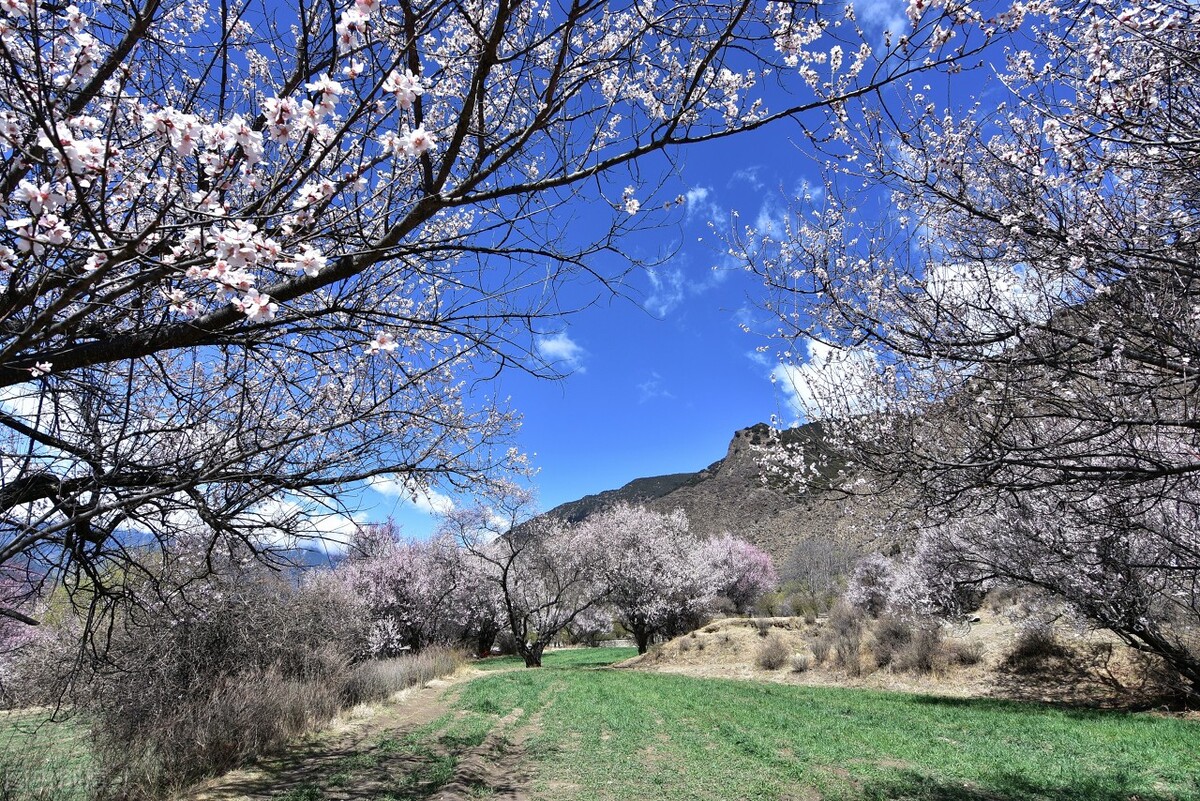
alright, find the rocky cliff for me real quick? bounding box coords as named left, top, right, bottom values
left=542, top=422, right=889, bottom=567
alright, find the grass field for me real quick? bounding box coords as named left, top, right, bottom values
left=474, top=647, right=638, bottom=672
left=4, top=647, right=1199, bottom=800
left=0, top=709, right=93, bottom=800
left=457, top=650, right=1200, bottom=801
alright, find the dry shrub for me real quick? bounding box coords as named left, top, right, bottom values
left=828, top=602, right=865, bottom=675
left=696, top=637, right=706, bottom=651
left=828, top=601, right=865, bottom=637
left=835, top=631, right=864, bottom=676
left=983, top=584, right=1028, bottom=613
left=677, top=637, right=693, bottom=653
left=39, top=565, right=371, bottom=800
left=342, top=647, right=466, bottom=706
left=870, top=615, right=913, bottom=668
left=894, top=626, right=944, bottom=674
left=755, top=635, right=790, bottom=670
left=95, top=668, right=345, bottom=799
left=810, top=632, right=834, bottom=664
left=946, top=638, right=985, bottom=666
left=790, top=654, right=811, bottom=673
left=803, top=610, right=818, bottom=625
left=1004, top=625, right=1074, bottom=674
left=754, top=618, right=771, bottom=637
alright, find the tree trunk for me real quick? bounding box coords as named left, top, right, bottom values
left=520, top=640, right=545, bottom=668
left=634, top=627, right=651, bottom=655
left=474, top=624, right=499, bottom=659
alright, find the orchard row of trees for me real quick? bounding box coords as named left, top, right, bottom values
left=330, top=503, right=777, bottom=666
left=0, top=0, right=985, bottom=640
left=753, top=0, right=1200, bottom=696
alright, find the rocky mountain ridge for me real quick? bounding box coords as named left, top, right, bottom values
left=543, top=422, right=873, bottom=566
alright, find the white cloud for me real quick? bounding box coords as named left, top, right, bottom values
left=753, top=194, right=787, bottom=238
left=636, top=372, right=675, bottom=403
left=644, top=266, right=687, bottom=317
left=536, top=331, right=586, bottom=373
left=684, top=185, right=723, bottom=224
left=771, top=339, right=882, bottom=422
left=239, top=496, right=365, bottom=554
left=367, top=474, right=456, bottom=516
left=856, top=0, right=907, bottom=34
left=730, top=166, right=765, bottom=190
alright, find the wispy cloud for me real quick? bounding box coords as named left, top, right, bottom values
left=684, top=185, right=723, bottom=224
left=367, top=474, right=457, bottom=516
left=856, top=0, right=907, bottom=38
left=644, top=266, right=687, bottom=317
left=730, top=166, right=765, bottom=190
left=771, top=339, right=882, bottom=422
left=637, top=371, right=675, bottom=403
left=536, top=331, right=587, bottom=373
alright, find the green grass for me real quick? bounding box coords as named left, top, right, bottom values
left=474, top=646, right=637, bottom=672
left=0, top=710, right=93, bottom=801
left=454, top=666, right=1200, bottom=801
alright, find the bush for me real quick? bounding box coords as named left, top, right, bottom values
left=790, top=654, right=811, bottom=673
left=827, top=602, right=865, bottom=675
left=20, top=559, right=369, bottom=800
left=754, top=618, right=771, bottom=637
left=828, top=601, right=865, bottom=638
left=871, top=615, right=914, bottom=668
left=894, top=626, right=944, bottom=675
left=810, top=632, right=834, bottom=664
left=755, top=635, right=790, bottom=670
left=1004, top=625, right=1074, bottom=674
left=946, top=638, right=985, bottom=667
left=342, top=648, right=467, bottom=706
left=834, top=630, right=864, bottom=676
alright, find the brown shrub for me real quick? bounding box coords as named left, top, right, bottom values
left=828, top=601, right=865, bottom=637
left=342, top=647, right=467, bottom=706
left=834, top=631, right=864, bottom=676
left=894, top=626, right=944, bottom=674
left=756, top=635, right=790, bottom=670
left=870, top=615, right=914, bottom=668
left=946, top=638, right=985, bottom=667
left=1003, top=625, right=1074, bottom=674
left=810, top=632, right=834, bottom=664
left=790, top=654, right=811, bottom=673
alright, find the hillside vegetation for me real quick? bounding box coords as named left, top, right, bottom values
left=541, top=423, right=883, bottom=566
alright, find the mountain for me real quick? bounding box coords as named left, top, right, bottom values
left=543, top=422, right=885, bottom=566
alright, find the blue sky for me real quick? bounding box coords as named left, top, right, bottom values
left=367, top=121, right=822, bottom=537
left=358, top=0, right=985, bottom=539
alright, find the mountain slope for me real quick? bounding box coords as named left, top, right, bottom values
left=543, top=422, right=887, bottom=566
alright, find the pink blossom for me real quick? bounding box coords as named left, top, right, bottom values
left=383, top=69, right=424, bottom=110
left=407, top=126, right=435, bottom=156
left=366, top=331, right=399, bottom=355
left=282, top=244, right=327, bottom=277
left=234, top=289, right=278, bottom=322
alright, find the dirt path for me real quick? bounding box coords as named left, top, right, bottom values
left=183, top=669, right=531, bottom=801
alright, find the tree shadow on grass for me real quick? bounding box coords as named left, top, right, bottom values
left=901, top=690, right=1190, bottom=720
left=856, top=770, right=1195, bottom=801
left=194, top=734, right=458, bottom=801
